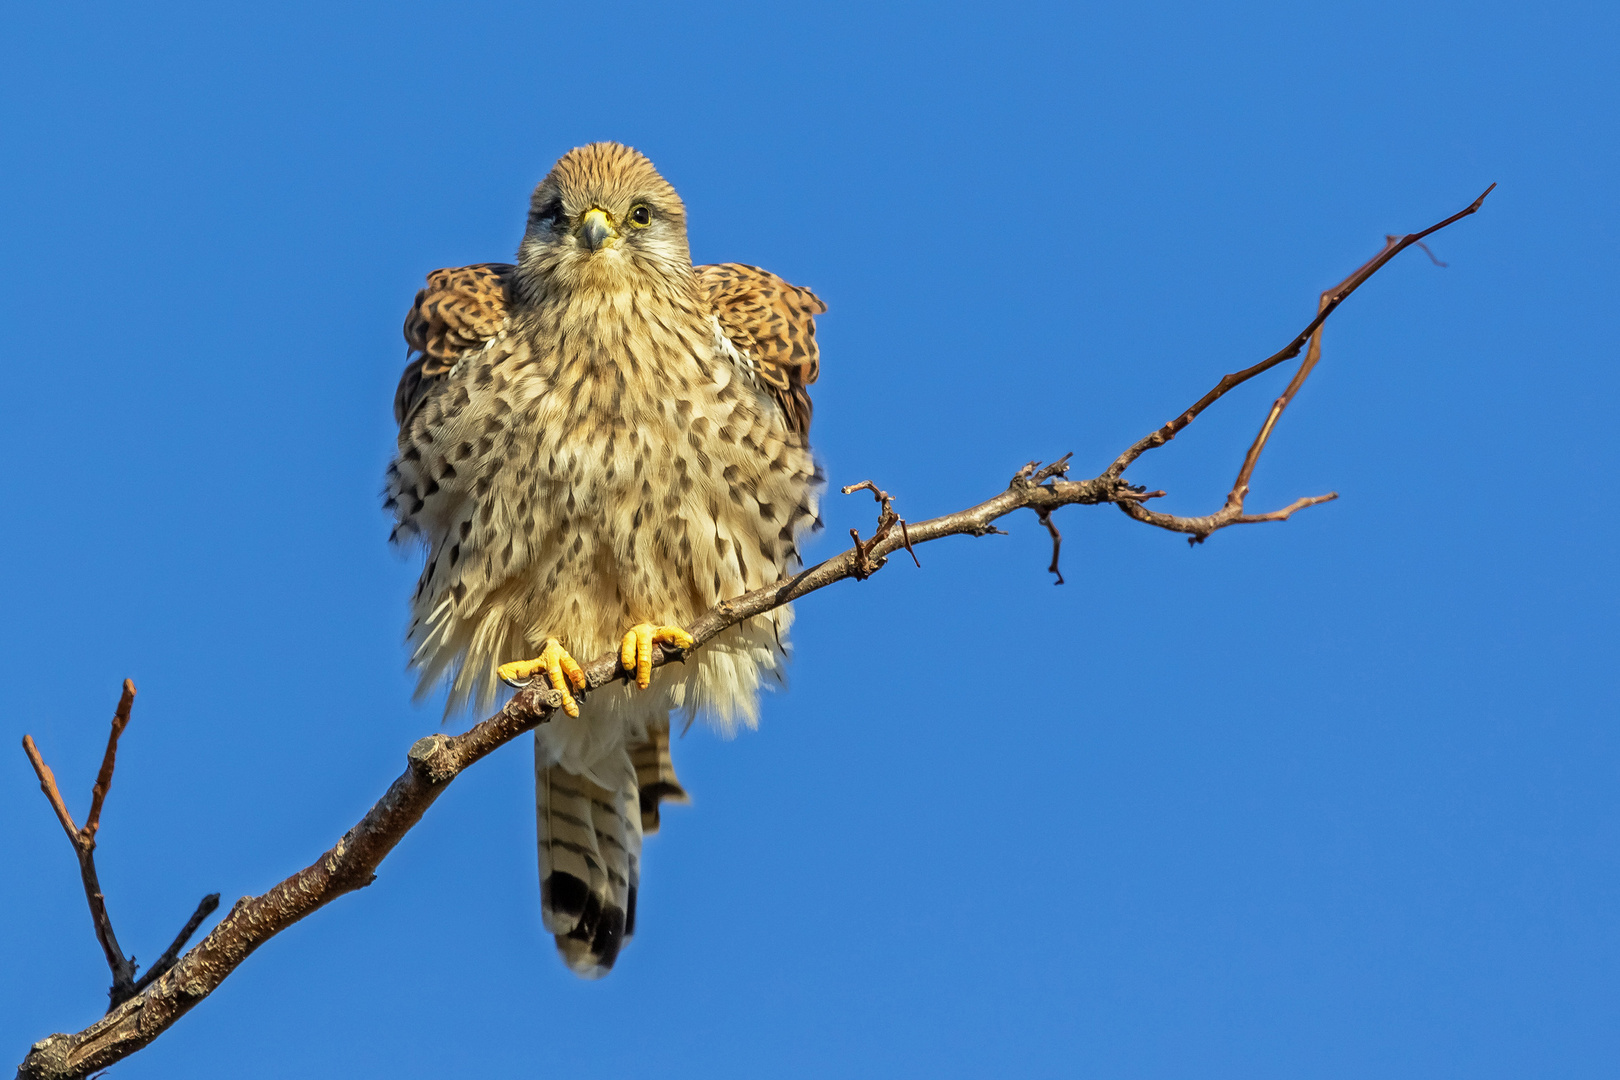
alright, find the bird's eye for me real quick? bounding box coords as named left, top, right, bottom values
left=530, top=199, right=564, bottom=231
left=628, top=204, right=652, bottom=228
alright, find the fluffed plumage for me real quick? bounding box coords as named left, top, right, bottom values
left=385, top=142, right=824, bottom=976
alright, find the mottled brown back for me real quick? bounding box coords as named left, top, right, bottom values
left=696, top=262, right=825, bottom=437
left=395, top=262, right=515, bottom=425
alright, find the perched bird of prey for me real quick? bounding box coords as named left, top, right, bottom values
left=385, top=143, right=825, bottom=977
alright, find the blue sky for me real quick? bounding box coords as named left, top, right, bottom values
left=2, top=2, right=1616, bottom=1077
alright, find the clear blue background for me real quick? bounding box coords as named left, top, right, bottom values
left=3, top=3, right=1616, bottom=1077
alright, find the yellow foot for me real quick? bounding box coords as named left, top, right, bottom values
left=619, top=623, right=695, bottom=689
left=498, top=638, right=587, bottom=717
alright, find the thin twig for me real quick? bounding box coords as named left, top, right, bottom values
left=1414, top=240, right=1447, bottom=267
left=21, top=736, right=81, bottom=846
left=84, top=681, right=135, bottom=845
left=897, top=519, right=921, bottom=568
left=1106, top=184, right=1495, bottom=482
left=1018, top=458, right=1072, bottom=583
left=1037, top=511, right=1064, bottom=584
left=125, top=894, right=221, bottom=1002
left=840, top=480, right=920, bottom=575
left=1117, top=491, right=1341, bottom=545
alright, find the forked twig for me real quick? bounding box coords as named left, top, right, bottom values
left=1106, top=183, right=1494, bottom=543
left=841, top=480, right=921, bottom=578
left=21, top=683, right=220, bottom=1014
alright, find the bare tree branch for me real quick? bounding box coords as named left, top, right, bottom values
left=1104, top=183, right=1495, bottom=542
left=22, top=718, right=139, bottom=1006
left=20, top=684, right=222, bottom=1023
left=15, top=187, right=1492, bottom=1080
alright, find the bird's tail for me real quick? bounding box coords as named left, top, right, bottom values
left=536, top=762, right=642, bottom=978
left=536, top=723, right=691, bottom=978
left=630, top=722, right=689, bottom=834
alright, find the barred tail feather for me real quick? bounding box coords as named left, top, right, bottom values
left=537, top=760, right=642, bottom=978
left=629, top=721, right=689, bottom=834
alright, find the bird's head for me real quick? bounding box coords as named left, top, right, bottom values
left=513, top=142, right=692, bottom=302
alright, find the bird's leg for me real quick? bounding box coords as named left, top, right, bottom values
left=499, top=637, right=587, bottom=717
left=618, top=623, right=695, bottom=690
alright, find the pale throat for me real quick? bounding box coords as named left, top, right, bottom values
left=513, top=265, right=713, bottom=408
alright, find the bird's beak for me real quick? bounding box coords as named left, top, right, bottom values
left=579, top=208, right=616, bottom=253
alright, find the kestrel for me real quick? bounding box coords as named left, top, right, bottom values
left=385, top=143, right=824, bottom=977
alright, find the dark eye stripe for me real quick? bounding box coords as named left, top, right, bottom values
left=530, top=198, right=564, bottom=229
